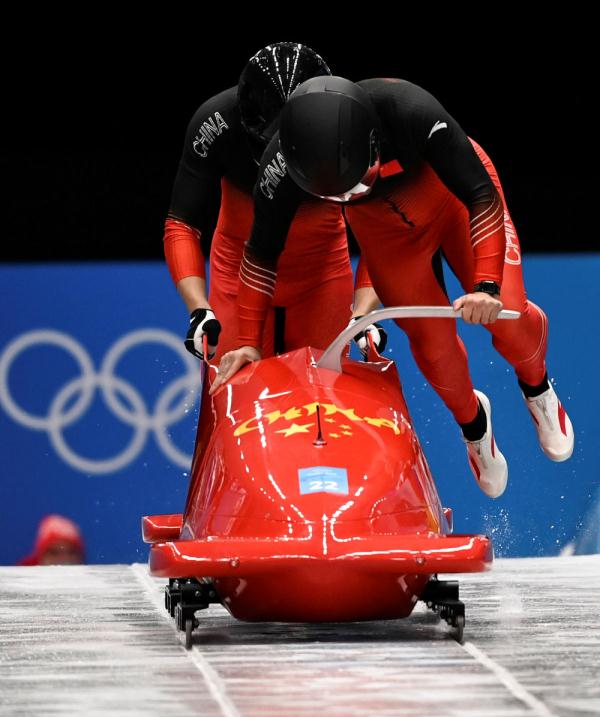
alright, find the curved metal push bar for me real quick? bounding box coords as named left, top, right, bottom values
left=317, top=306, right=521, bottom=373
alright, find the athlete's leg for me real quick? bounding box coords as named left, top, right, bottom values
left=441, top=141, right=548, bottom=386
left=442, top=140, right=572, bottom=460
left=283, top=272, right=354, bottom=351
left=389, top=255, right=479, bottom=425
left=347, top=196, right=508, bottom=496
left=346, top=201, right=479, bottom=425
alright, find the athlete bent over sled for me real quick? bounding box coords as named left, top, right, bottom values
left=212, top=76, right=574, bottom=498
left=163, top=44, right=383, bottom=363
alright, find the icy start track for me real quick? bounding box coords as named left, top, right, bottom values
left=0, top=556, right=599, bottom=717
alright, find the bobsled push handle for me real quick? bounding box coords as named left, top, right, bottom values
left=317, top=306, right=520, bottom=373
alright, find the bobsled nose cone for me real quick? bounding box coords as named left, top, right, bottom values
left=465, top=391, right=508, bottom=499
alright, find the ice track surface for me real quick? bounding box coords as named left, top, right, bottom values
left=0, top=556, right=598, bottom=717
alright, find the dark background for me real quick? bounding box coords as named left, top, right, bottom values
left=3, top=16, right=593, bottom=261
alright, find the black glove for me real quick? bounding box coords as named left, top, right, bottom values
left=348, top=316, right=388, bottom=360
left=185, top=309, right=222, bottom=360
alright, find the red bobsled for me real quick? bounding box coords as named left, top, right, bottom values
left=142, top=308, right=512, bottom=645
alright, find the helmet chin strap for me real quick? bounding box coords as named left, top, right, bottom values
left=318, top=158, right=381, bottom=203
left=318, top=182, right=374, bottom=203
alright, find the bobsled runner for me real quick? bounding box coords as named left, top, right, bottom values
left=143, top=307, right=518, bottom=647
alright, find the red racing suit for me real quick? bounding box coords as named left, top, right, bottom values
left=163, top=86, right=355, bottom=360
left=236, top=78, right=548, bottom=425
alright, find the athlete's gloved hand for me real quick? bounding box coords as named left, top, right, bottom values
left=348, top=316, right=388, bottom=359
left=185, top=308, right=222, bottom=360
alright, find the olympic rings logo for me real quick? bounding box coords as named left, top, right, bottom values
left=0, top=329, right=202, bottom=474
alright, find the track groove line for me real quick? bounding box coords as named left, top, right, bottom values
left=461, top=640, right=557, bottom=717
left=130, top=563, right=241, bottom=717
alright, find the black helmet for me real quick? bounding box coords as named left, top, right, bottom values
left=238, top=42, right=330, bottom=150
left=279, top=76, right=380, bottom=202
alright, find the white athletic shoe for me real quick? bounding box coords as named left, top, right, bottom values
left=523, top=384, right=574, bottom=462
left=464, top=390, right=508, bottom=499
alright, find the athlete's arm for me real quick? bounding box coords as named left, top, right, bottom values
left=163, top=219, right=209, bottom=309
left=165, top=94, right=232, bottom=356
left=237, top=133, right=304, bottom=349
left=352, top=255, right=378, bottom=316
left=352, top=286, right=381, bottom=316
left=165, top=95, right=230, bottom=307
left=400, top=82, right=505, bottom=323
left=350, top=279, right=387, bottom=358
left=210, top=134, right=304, bottom=392
left=401, top=82, right=506, bottom=289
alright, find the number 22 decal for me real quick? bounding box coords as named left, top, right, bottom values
left=309, top=480, right=339, bottom=491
